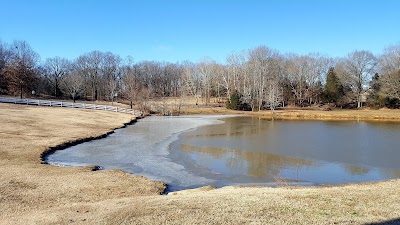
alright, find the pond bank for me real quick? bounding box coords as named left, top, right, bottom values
left=1, top=103, right=399, bottom=224
left=0, top=103, right=166, bottom=224
left=177, top=107, right=400, bottom=122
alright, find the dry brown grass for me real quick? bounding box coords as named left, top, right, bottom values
left=177, top=106, right=400, bottom=122
left=1, top=103, right=400, bottom=224
left=106, top=181, right=400, bottom=225
left=0, top=103, right=165, bottom=224
left=256, top=108, right=400, bottom=121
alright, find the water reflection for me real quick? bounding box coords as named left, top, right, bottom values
left=181, top=117, right=400, bottom=169
left=181, top=144, right=314, bottom=179
left=174, top=116, right=400, bottom=187
left=344, top=165, right=370, bottom=176
left=187, top=117, right=270, bottom=138
left=47, top=115, right=400, bottom=190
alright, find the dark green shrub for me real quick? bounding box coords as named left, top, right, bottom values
left=226, top=91, right=249, bottom=110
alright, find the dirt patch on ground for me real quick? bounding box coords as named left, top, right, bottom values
left=1, top=103, right=399, bottom=224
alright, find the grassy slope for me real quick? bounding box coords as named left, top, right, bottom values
left=0, top=103, right=399, bottom=224
left=0, top=104, right=165, bottom=224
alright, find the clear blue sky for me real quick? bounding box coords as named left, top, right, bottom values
left=0, top=0, right=399, bottom=63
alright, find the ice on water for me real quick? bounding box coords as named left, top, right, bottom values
left=46, top=115, right=226, bottom=190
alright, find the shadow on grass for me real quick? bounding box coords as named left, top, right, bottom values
left=366, top=218, right=400, bottom=225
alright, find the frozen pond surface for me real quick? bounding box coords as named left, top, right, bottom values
left=47, top=116, right=400, bottom=191
left=46, top=115, right=228, bottom=190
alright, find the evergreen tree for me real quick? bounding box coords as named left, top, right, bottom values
left=367, top=72, right=396, bottom=108
left=370, top=73, right=380, bottom=92
left=226, top=91, right=241, bottom=110
left=226, top=91, right=249, bottom=110
left=324, top=67, right=344, bottom=103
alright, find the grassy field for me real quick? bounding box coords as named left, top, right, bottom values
left=1, top=103, right=400, bottom=224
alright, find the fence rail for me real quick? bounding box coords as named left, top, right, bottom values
left=0, top=97, right=141, bottom=115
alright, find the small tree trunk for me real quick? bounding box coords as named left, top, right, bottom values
left=55, top=78, right=58, bottom=97
left=20, top=83, right=23, bottom=99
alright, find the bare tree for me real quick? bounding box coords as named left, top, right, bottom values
left=265, top=54, right=284, bottom=111
left=225, top=52, right=246, bottom=98
left=3, top=40, right=40, bottom=98
left=43, top=57, right=70, bottom=97
left=379, top=44, right=400, bottom=74
left=282, top=54, right=309, bottom=106
left=0, top=41, right=12, bottom=94
left=60, top=71, right=85, bottom=102
left=163, top=63, right=182, bottom=97
left=121, top=59, right=142, bottom=109
left=248, top=46, right=267, bottom=111
left=380, top=70, right=400, bottom=99
left=379, top=44, right=400, bottom=99
left=74, top=51, right=102, bottom=101
left=181, top=61, right=201, bottom=105
left=344, top=50, right=377, bottom=108
left=197, top=58, right=216, bottom=105
left=213, top=63, right=227, bottom=102
left=304, top=54, right=331, bottom=104
left=101, top=52, right=121, bottom=104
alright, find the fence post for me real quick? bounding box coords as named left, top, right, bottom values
left=61, top=102, right=63, bottom=107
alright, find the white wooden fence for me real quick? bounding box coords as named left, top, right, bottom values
left=0, top=97, right=141, bottom=115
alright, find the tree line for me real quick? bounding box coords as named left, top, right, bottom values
left=1, top=39, right=399, bottom=111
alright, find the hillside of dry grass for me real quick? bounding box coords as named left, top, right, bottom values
left=0, top=104, right=165, bottom=224
left=0, top=103, right=399, bottom=224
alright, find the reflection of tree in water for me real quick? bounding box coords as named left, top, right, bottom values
left=181, top=144, right=314, bottom=179
left=186, top=117, right=272, bottom=139
left=345, top=165, right=400, bottom=179
left=381, top=169, right=400, bottom=179
left=344, top=165, right=370, bottom=175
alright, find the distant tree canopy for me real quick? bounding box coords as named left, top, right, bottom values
left=1, top=40, right=39, bottom=98
left=1, top=39, right=400, bottom=110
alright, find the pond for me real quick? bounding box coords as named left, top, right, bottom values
left=46, top=116, right=400, bottom=191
